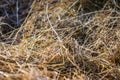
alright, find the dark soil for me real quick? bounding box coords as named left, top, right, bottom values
left=0, top=0, right=33, bottom=43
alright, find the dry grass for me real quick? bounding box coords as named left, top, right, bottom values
left=0, top=0, right=120, bottom=80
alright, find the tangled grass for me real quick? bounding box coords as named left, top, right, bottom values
left=0, top=0, right=120, bottom=80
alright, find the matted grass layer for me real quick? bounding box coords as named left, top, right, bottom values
left=0, top=0, right=120, bottom=80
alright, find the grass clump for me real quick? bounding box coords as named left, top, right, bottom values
left=0, top=0, right=120, bottom=80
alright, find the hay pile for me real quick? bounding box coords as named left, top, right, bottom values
left=0, top=0, right=120, bottom=80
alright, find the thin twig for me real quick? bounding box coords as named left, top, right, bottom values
left=46, top=2, right=62, bottom=42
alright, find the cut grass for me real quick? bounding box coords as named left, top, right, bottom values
left=0, top=0, right=120, bottom=80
